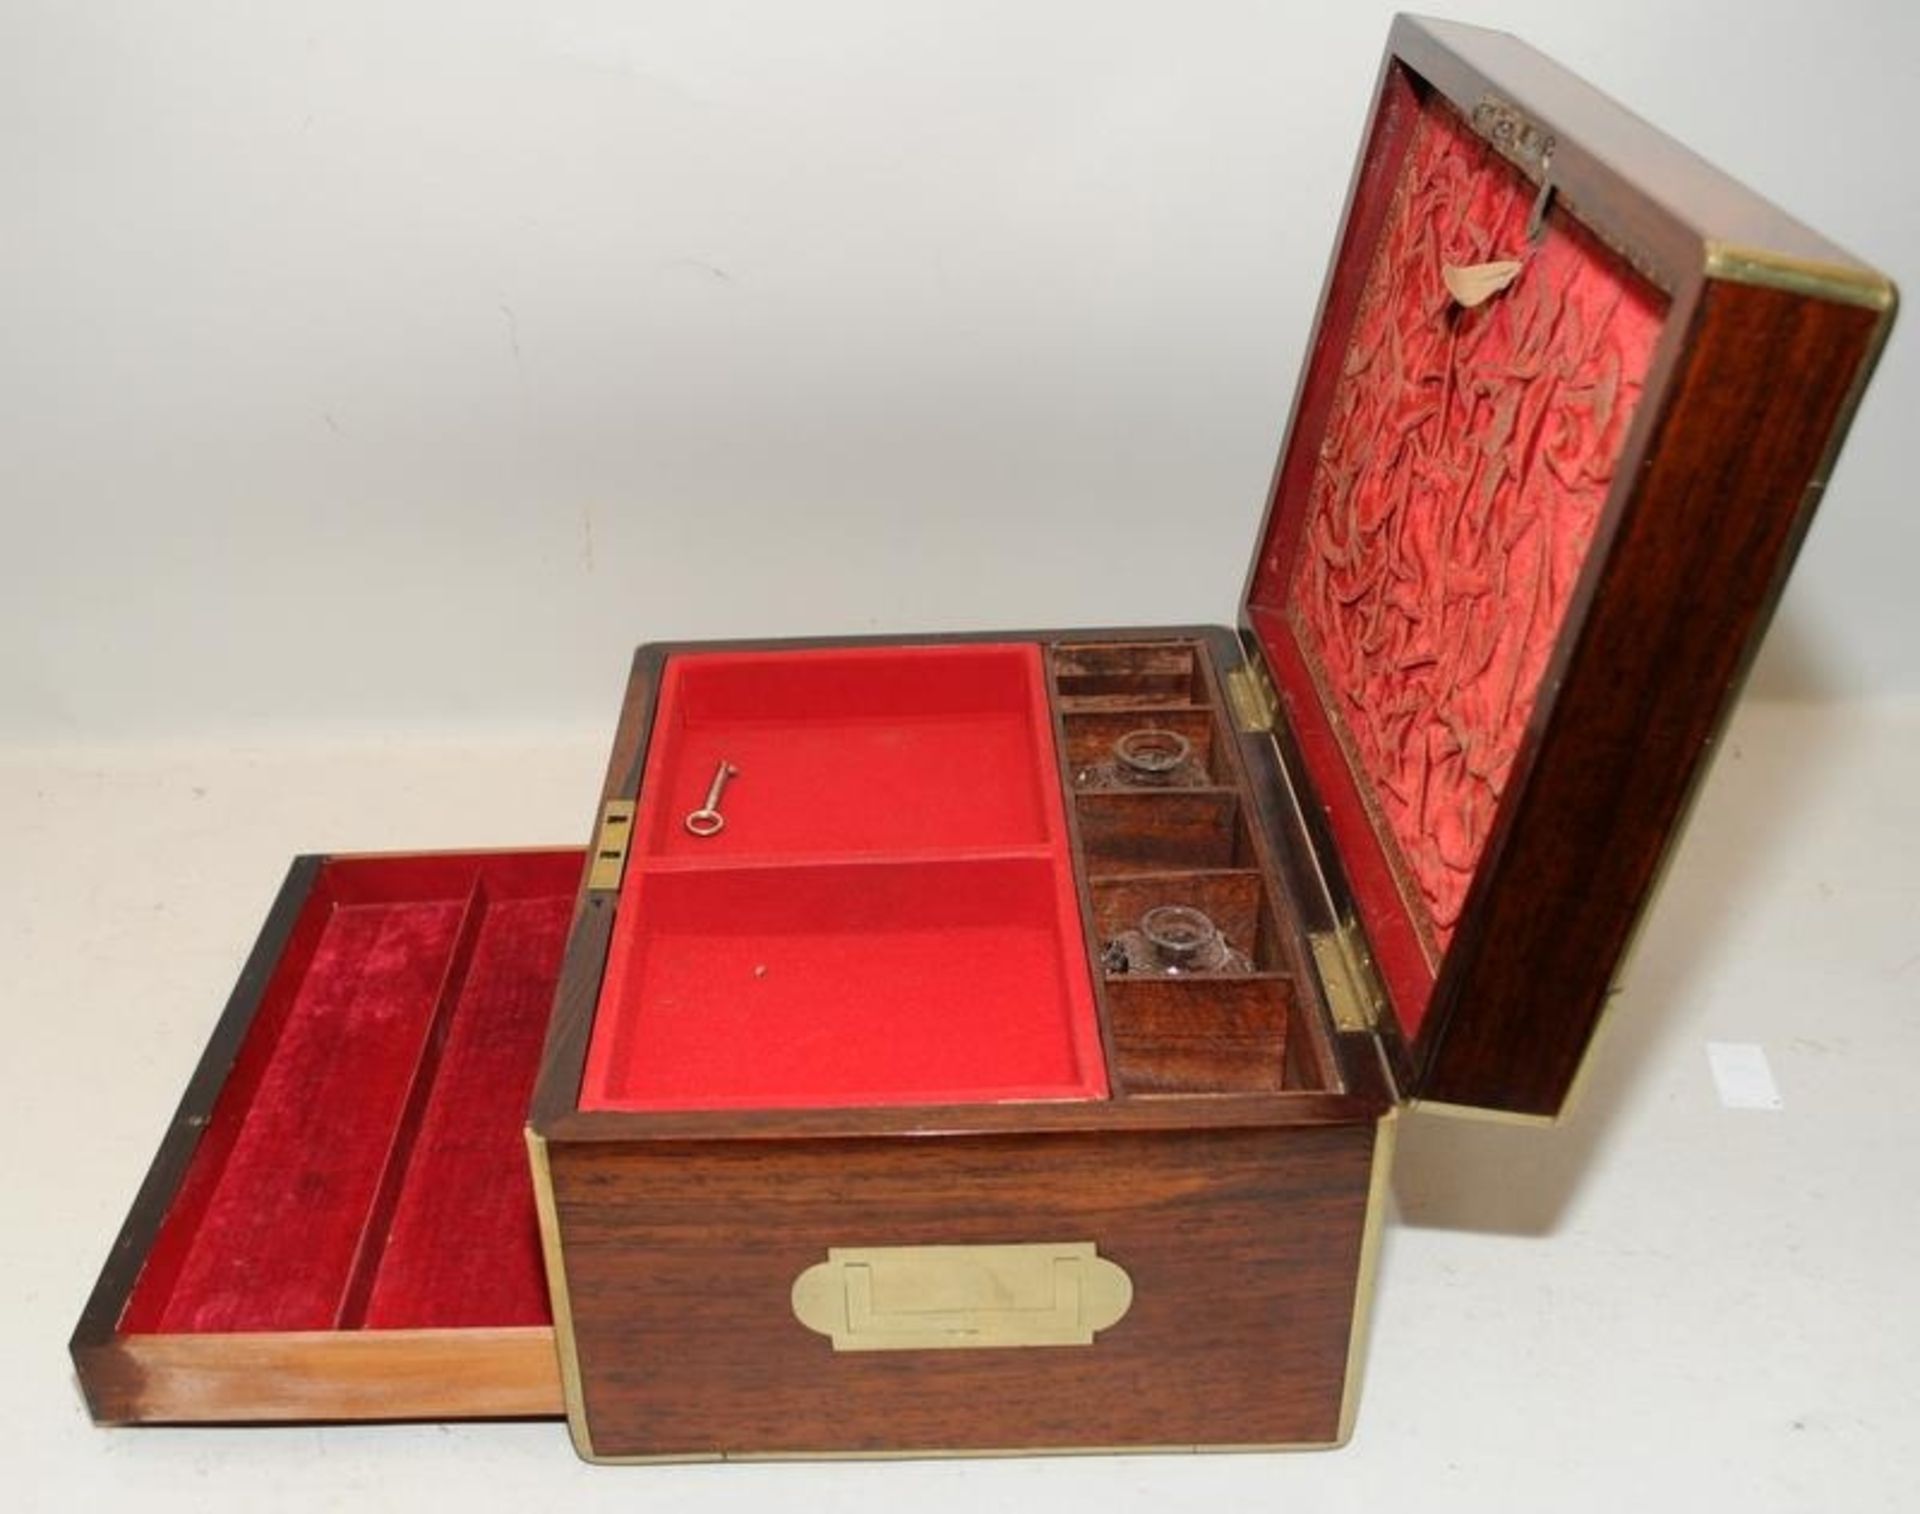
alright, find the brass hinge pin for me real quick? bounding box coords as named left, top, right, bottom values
left=1225, top=661, right=1278, bottom=733
left=1309, top=922, right=1385, bottom=1035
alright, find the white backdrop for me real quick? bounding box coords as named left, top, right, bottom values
left=3, top=1, right=1913, bottom=745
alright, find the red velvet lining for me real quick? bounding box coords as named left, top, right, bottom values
left=580, top=644, right=1106, bottom=1111
left=122, top=852, right=580, bottom=1336
left=1246, top=80, right=1668, bottom=1037
left=585, top=859, right=1098, bottom=1109
left=636, top=646, right=1055, bottom=861
left=362, top=896, right=570, bottom=1329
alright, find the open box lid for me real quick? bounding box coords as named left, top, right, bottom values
left=1239, top=16, right=1894, bottom=1121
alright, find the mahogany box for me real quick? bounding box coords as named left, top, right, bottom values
left=71, top=16, right=1894, bottom=1461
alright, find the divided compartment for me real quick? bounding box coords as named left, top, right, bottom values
left=580, top=856, right=1108, bottom=1111
left=1067, top=681, right=1262, bottom=881
left=1089, top=872, right=1294, bottom=1095
left=1063, top=708, right=1232, bottom=790
left=1052, top=641, right=1211, bottom=709
left=77, top=850, right=582, bottom=1423
left=1075, top=788, right=1256, bottom=874
left=1047, top=636, right=1312, bottom=1098
left=580, top=641, right=1108, bottom=1112
left=1091, top=870, right=1284, bottom=975
left=634, top=643, right=1060, bottom=862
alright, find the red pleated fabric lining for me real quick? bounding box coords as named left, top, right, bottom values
left=1247, top=81, right=1668, bottom=1038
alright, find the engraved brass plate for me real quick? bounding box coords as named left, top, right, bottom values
left=791, top=1243, right=1132, bottom=1352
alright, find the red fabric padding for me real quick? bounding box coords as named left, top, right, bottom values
left=1245, top=86, right=1668, bottom=1039
left=635, top=645, right=1057, bottom=861
left=581, top=642, right=1106, bottom=1111
left=123, top=853, right=578, bottom=1336
left=581, top=856, right=1106, bottom=1110
left=362, top=895, right=571, bottom=1329
left=151, top=898, right=464, bottom=1332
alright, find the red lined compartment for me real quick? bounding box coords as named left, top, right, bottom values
left=580, top=642, right=1107, bottom=1111
left=634, top=645, right=1056, bottom=860
left=362, top=894, right=571, bottom=1329
left=1244, top=70, right=1670, bottom=1039
left=121, top=852, right=580, bottom=1336
left=583, top=858, right=1104, bottom=1110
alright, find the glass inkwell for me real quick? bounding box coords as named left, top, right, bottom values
left=1076, top=728, right=1208, bottom=789
left=1102, top=904, right=1253, bottom=976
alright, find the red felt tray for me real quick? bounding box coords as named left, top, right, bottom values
left=633, top=644, right=1058, bottom=861
left=579, top=643, right=1107, bottom=1111
left=121, top=853, right=576, bottom=1336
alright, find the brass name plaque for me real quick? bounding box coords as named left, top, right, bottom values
left=790, top=1242, right=1133, bottom=1352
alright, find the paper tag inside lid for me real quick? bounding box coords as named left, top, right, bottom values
left=1442, top=259, right=1524, bottom=307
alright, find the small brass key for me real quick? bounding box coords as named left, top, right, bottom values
left=684, top=760, right=739, bottom=837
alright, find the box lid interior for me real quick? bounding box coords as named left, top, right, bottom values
left=1243, top=17, right=1889, bottom=1121
left=76, top=851, right=575, bottom=1423
left=1241, top=31, right=1675, bottom=1108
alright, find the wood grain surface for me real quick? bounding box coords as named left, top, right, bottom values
left=551, top=1123, right=1378, bottom=1458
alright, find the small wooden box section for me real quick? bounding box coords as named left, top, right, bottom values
left=578, top=644, right=1109, bottom=1112
left=530, top=628, right=1386, bottom=1461
left=72, top=852, right=579, bottom=1424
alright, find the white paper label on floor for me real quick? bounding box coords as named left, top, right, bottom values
left=1707, top=1041, right=1783, bottom=1110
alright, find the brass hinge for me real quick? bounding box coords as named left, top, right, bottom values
left=1309, top=919, right=1385, bottom=1035
left=587, top=799, right=636, bottom=891
left=1225, top=660, right=1278, bottom=733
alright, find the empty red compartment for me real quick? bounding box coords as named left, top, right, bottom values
left=581, top=857, right=1106, bottom=1110
left=121, top=852, right=579, bottom=1336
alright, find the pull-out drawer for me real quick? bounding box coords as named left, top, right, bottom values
left=72, top=850, right=580, bottom=1423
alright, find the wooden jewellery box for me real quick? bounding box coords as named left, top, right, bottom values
left=71, top=16, right=1894, bottom=1462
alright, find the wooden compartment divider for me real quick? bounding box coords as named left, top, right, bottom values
left=1051, top=641, right=1212, bottom=708
left=334, top=879, right=492, bottom=1328
left=1047, top=638, right=1304, bottom=1098
left=111, top=852, right=586, bottom=1342
left=1075, top=788, right=1251, bottom=874
left=1102, top=977, right=1293, bottom=1095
